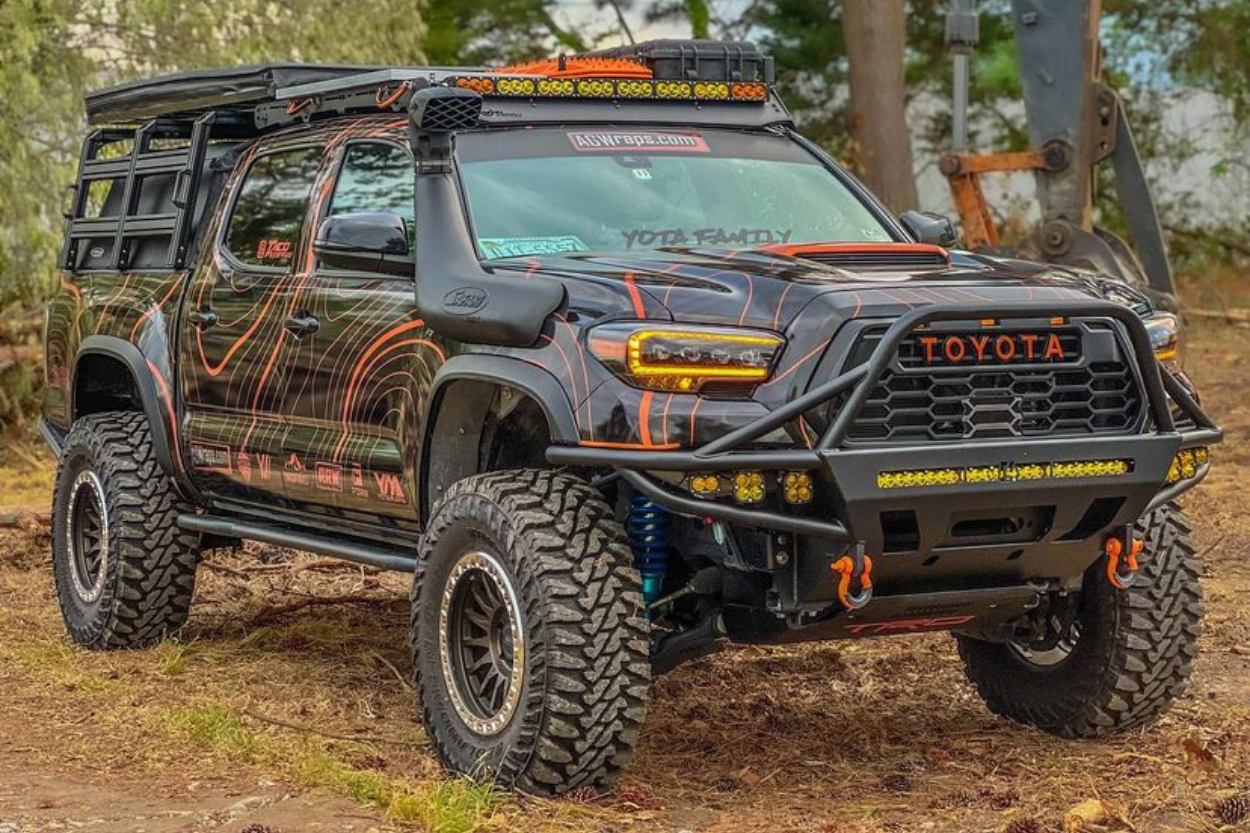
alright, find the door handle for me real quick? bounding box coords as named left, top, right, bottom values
left=284, top=313, right=320, bottom=338
left=188, top=308, right=218, bottom=329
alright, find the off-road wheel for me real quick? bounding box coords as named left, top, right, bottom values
left=52, top=411, right=200, bottom=649
left=957, top=503, right=1201, bottom=736
left=411, top=469, right=650, bottom=795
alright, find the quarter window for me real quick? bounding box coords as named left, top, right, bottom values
left=224, top=147, right=322, bottom=268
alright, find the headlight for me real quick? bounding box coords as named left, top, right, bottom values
left=1144, top=312, right=1181, bottom=366
left=587, top=323, right=785, bottom=393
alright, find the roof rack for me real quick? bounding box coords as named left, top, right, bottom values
left=84, top=41, right=776, bottom=132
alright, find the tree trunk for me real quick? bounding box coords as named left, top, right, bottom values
left=842, top=0, right=919, bottom=213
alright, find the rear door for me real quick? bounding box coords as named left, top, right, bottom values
left=179, top=140, right=325, bottom=503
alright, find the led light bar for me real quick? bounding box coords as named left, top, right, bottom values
left=454, top=75, right=770, bottom=103
left=877, top=459, right=1133, bottom=490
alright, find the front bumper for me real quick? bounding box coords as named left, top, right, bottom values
left=548, top=300, right=1221, bottom=566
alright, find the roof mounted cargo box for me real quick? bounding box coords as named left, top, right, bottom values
left=583, top=40, right=773, bottom=83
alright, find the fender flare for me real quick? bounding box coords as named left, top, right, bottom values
left=73, top=335, right=182, bottom=482
left=418, top=354, right=581, bottom=518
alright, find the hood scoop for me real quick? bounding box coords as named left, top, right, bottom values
left=762, top=243, right=951, bottom=271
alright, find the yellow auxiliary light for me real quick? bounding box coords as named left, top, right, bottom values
left=536, top=78, right=576, bottom=96
left=1167, top=446, right=1209, bottom=483
left=877, top=459, right=1134, bottom=490
left=496, top=77, right=536, bottom=96
left=782, top=472, right=814, bottom=505
left=687, top=474, right=722, bottom=497
left=734, top=471, right=766, bottom=504
left=693, top=81, right=731, bottom=100
left=616, top=79, right=656, bottom=98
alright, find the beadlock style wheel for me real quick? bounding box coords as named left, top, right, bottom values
left=1007, top=622, right=1082, bottom=668
left=67, top=470, right=110, bottom=604
left=52, top=412, right=200, bottom=649
left=412, top=469, right=650, bottom=795
left=957, top=504, right=1202, bottom=737
left=439, top=550, right=526, bottom=737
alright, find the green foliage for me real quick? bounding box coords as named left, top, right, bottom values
left=0, top=0, right=429, bottom=315
left=0, top=0, right=91, bottom=313
left=424, top=0, right=586, bottom=66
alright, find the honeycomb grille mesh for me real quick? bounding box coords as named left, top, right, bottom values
left=835, top=328, right=1143, bottom=443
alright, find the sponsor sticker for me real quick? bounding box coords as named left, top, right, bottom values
left=479, top=236, right=589, bottom=259
left=255, top=238, right=293, bottom=262
left=190, top=442, right=231, bottom=473
left=566, top=131, right=709, bottom=153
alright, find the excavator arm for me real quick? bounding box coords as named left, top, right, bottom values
left=941, top=0, right=1177, bottom=305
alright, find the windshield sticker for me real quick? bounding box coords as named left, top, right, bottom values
left=479, top=236, right=590, bottom=259
left=623, top=227, right=794, bottom=249
left=567, top=131, right=709, bottom=153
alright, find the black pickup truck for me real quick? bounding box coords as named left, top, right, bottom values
left=43, top=40, right=1220, bottom=794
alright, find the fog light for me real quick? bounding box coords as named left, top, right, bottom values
left=687, top=474, right=721, bottom=497
left=733, top=471, right=765, bottom=504
left=782, top=472, right=813, bottom=504
left=1167, top=446, right=1208, bottom=483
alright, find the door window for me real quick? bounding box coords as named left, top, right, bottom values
left=223, top=147, right=323, bottom=268
left=330, top=143, right=415, bottom=231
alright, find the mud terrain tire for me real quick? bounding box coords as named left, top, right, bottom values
left=52, top=411, right=200, bottom=648
left=411, top=469, right=650, bottom=795
left=957, top=503, right=1201, bottom=736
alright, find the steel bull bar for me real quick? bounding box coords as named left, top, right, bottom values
left=547, top=300, right=1223, bottom=543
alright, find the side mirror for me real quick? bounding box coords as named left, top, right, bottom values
left=314, top=212, right=413, bottom=276
left=899, top=210, right=958, bottom=248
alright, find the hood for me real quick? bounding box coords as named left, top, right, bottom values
left=490, top=245, right=1152, bottom=333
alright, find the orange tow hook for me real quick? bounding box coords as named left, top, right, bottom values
left=1104, top=532, right=1144, bottom=590
left=832, top=544, right=874, bottom=610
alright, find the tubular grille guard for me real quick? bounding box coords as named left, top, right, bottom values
left=546, top=299, right=1222, bottom=541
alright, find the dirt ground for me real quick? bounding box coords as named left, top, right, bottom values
left=1, top=320, right=1247, bottom=833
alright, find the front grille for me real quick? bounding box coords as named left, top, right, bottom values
left=832, top=325, right=1144, bottom=444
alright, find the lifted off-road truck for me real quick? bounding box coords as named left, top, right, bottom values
left=44, top=41, right=1221, bottom=794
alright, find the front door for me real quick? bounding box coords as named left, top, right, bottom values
left=284, top=139, right=441, bottom=519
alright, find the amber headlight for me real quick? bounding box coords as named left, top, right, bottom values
left=587, top=323, right=785, bottom=393
left=1144, top=312, right=1181, bottom=366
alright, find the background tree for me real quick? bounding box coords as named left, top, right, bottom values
left=842, top=0, right=917, bottom=211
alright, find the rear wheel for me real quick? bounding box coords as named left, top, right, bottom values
left=411, top=469, right=650, bottom=794
left=957, top=504, right=1201, bottom=736
left=52, top=412, right=200, bottom=649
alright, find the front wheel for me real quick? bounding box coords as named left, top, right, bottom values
left=956, top=504, right=1202, bottom=736
left=411, top=470, right=650, bottom=795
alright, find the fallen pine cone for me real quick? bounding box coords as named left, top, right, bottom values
left=1215, top=792, right=1250, bottom=826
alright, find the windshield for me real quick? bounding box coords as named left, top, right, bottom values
left=455, top=128, right=894, bottom=259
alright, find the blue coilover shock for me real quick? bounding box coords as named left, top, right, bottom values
left=626, top=495, right=671, bottom=607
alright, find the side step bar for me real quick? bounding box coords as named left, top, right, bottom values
left=178, top=514, right=417, bottom=573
